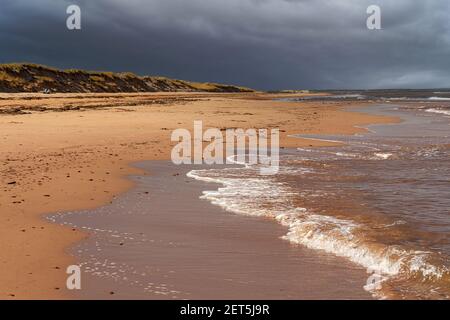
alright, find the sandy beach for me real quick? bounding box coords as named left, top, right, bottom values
left=2, top=0, right=450, bottom=305
left=0, top=92, right=398, bottom=299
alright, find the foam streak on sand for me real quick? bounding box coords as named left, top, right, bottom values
left=428, top=97, right=450, bottom=101
left=426, top=108, right=450, bottom=116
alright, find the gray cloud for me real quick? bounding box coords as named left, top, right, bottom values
left=1, top=0, right=449, bottom=90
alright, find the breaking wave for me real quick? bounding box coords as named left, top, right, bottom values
left=187, top=164, right=450, bottom=299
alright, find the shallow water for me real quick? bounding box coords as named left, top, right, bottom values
left=188, top=103, right=450, bottom=299
left=47, top=162, right=371, bottom=299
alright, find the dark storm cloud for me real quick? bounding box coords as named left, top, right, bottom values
left=1, top=0, right=449, bottom=90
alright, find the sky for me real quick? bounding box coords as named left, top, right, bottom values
left=1, top=0, right=449, bottom=90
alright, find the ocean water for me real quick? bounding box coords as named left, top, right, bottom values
left=282, top=89, right=450, bottom=102
left=188, top=103, right=450, bottom=299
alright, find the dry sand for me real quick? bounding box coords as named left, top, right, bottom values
left=0, top=92, right=398, bottom=299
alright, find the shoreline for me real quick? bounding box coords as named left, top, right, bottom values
left=48, top=160, right=372, bottom=299
left=0, top=93, right=399, bottom=299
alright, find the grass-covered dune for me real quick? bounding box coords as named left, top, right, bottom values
left=0, top=63, right=254, bottom=93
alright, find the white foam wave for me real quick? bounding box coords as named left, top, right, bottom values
left=187, top=167, right=449, bottom=296
left=428, top=97, right=450, bottom=101
left=335, top=152, right=358, bottom=158
left=426, top=108, right=450, bottom=116
left=373, top=152, right=393, bottom=160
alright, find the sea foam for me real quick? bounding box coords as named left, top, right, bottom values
left=187, top=164, right=449, bottom=297
left=426, top=108, right=450, bottom=116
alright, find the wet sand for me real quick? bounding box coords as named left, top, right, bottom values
left=49, top=161, right=372, bottom=299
